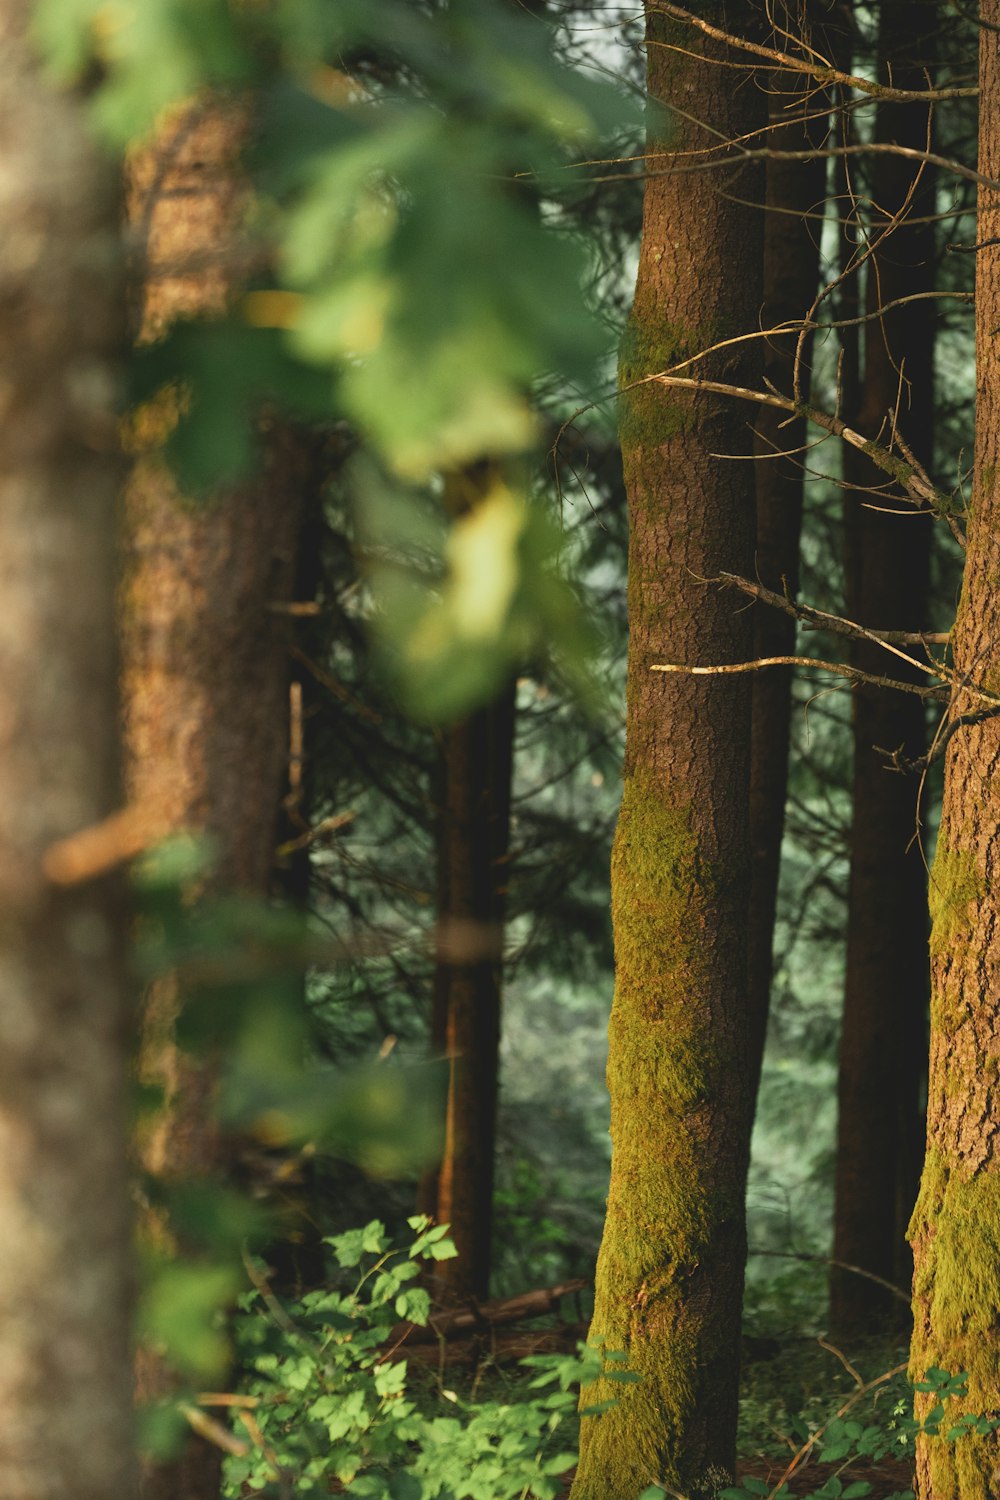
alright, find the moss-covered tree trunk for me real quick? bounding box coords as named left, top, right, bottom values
left=571, top=6, right=763, bottom=1497
left=831, top=0, right=936, bottom=1336
left=0, top=7, right=134, bottom=1494
left=908, top=4, right=1000, bottom=1492
left=126, top=102, right=307, bottom=1500
left=748, top=4, right=829, bottom=1100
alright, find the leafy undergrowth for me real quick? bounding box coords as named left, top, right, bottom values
left=218, top=1229, right=996, bottom=1500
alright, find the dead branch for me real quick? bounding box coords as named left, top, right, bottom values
left=650, top=656, right=951, bottom=700
left=642, top=372, right=966, bottom=547
left=717, top=572, right=950, bottom=657
left=648, top=1, right=977, bottom=102
left=389, top=1278, right=588, bottom=1348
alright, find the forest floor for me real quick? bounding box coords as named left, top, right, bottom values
left=736, top=1453, right=914, bottom=1498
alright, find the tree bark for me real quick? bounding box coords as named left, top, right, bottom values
left=831, top=0, right=936, bottom=1336
left=571, top=7, right=763, bottom=1497
left=748, top=3, right=830, bottom=1101
left=125, top=102, right=307, bottom=1499
left=908, top=4, right=1000, bottom=1493
left=0, top=7, right=135, bottom=1494
left=427, top=677, right=517, bottom=1302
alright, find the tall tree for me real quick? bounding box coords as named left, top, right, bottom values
left=748, top=3, right=830, bottom=1099
left=0, top=5, right=134, bottom=1494
left=571, top=4, right=763, bottom=1495
left=126, top=102, right=309, bottom=1499
left=908, top=2, right=1000, bottom=1492
left=427, top=683, right=516, bottom=1301
left=831, top=0, right=936, bottom=1334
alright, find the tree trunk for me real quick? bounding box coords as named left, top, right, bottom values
left=831, top=0, right=935, bottom=1336
left=909, top=4, right=1000, bottom=1493
left=125, top=102, right=307, bottom=1499
left=748, top=4, right=830, bottom=1100
left=427, top=680, right=517, bottom=1302
left=571, top=7, right=763, bottom=1497
left=0, top=7, right=135, bottom=1494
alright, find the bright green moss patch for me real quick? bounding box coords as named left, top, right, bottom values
left=910, top=1151, right=1000, bottom=1497
left=928, top=844, right=983, bottom=959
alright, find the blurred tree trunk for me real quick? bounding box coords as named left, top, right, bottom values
left=748, top=2, right=830, bottom=1102
left=571, top=5, right=762, bottom=1496
left=426, top=673, right=516, bottom=1301
left=831, top=0, right=936, bottom=1335
left=909, top=4, right=1000, bottom=1492
left=0, top=6, right=134, bottom=1495
left=125, top=102, right=307, bottom=1499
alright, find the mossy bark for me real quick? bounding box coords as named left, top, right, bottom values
left=908, top=5, right=1000, bottom=1494
left=125, top=103, right=308, bottom=1500
left=571, top=7, right=763, bottom=1497
left=831, top=0, right=936, bottom=1336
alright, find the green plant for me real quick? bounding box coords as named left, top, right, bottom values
left=218, top=1217, right=640, bottom=1498
left=719, top=1364, right=1000, bottom=1500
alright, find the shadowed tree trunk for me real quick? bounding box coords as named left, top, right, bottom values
left=0, top=6, right=134, bottom=1494
left=909, top=3, right=1000, bottom=1493
left=571, top=5, right=763, bottom=1496
left=748, top=2, right=830, bottom=1101
left=125, top=102, right=308, bottom=1499
left=830, top=0, right=936, bottom=1335
left=426, top=678, right=516, bottom=1302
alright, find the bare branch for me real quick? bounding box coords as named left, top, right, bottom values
left=650, top=655, right=951, bottom=700
left=642, top=372, right=966, bottom=546
left=718, top=572, right=951, bottom=656
left=648, top=2, right=978, bottom=102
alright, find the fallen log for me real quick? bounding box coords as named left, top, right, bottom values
left=388, top=1278, right=588, bottom=1348
left=394, top=1323, right=588, bottom=1368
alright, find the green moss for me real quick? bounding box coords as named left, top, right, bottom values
left=910, top=1150, right=1000, bottom=1498
left=572, top=774, right=743, bottom=1500
left=928, top=845, right=984, bottom=959
left=618, top=315, right=706, bottom=453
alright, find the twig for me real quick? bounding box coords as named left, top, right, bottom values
left=648, top=1, right=977, bottom=102
left=768, top=1363, right=908, bottom=1499
left=817, top=1338, right=865, bottom=1390
left=651, top=656, right=951, bottom=700
left=43, top=802, right=167, bottom=885
left=878, top=705, right=1000, bottom=773
left=645, top=372, right=966, bottom=547
left=718, top=572, right=951, bottom=671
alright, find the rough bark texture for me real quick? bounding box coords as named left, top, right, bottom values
left=428, top=681, right=516, bottom=1301
left=125, top=102, right=306, bottom=1499
left=571, top=7, right=763, bottom=1497
left=908, top=7, right=1000, bottom=1494
left=0, top=7, right=135, bottom=1494
left=831, top=0, right=935, bottom=1336
left=748, top=6, right=829, bottom=1100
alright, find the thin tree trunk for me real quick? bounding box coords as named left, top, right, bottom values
left=125, top=102, right=307, bottom=1499
left=571, top=6, right=763, bottom=1496
left=748, top=4, right=830, bottom=1100
left=0, top=7, right=134, bottom=1494
left=909, top=4, right=1000, bottom=1492
left=428, top=680, right=517, bottom=1301
left=831, top=0, right=936, bottom=1335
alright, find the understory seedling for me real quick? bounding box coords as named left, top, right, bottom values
left=218, top=1217, right=639, bottom=1499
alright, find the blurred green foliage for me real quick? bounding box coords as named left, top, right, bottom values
left=38, top=0, right=634, bottom=724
